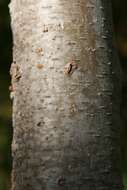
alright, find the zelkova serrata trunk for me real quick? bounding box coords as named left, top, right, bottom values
left=9, top=0, right=122, bottom=189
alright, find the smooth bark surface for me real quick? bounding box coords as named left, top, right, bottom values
left=9, top=0, right=122, bottom=189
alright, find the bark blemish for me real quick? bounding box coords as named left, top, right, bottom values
left=43, top=25, right=48, bottom=33
left=35, top=48, right=44, bottom=56
left=37, top=122, right=41, bottom=126
left=70, top=104, right=77, bottom=114
left=64, top=58, right=78, bottom=75
left=36, top=63, right=44, bottom=69
left=57, top=176, right=66, bottom=186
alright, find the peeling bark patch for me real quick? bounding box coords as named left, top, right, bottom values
left=10, top=62, right=22, bottom=81
left=35, top=48, right=44, bottom=56
left=9, top=62, right=21, bottom=100
left=64, top=58, right=78, bottom=75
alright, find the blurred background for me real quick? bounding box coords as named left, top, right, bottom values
left=0, top=0, right=127, bottom=189
left=0, top=0, right=12, bottom=189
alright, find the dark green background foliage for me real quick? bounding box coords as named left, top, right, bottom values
left=0, top=0, right=12, bottom=189
left=112, top=0, right=127, bottom=188
left=0, top=0, right=127, bottom=189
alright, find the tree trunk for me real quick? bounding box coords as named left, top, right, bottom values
left=9, top=0, right=122, bottom=189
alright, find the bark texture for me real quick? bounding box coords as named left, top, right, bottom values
left=9, top=0, right=122, bottom=189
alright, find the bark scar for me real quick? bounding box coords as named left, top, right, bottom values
left=9, top=61, right=22, bottom=99
left=64, top=58, right=78, bottom=75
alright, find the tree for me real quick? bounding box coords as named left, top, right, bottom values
left=9, top=0, right=123, bottom=189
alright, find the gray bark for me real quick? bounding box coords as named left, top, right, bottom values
left=9, top=0, right=122, bottom=189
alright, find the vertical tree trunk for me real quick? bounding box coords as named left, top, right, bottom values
left=9, top=0, right=122, bottom=189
